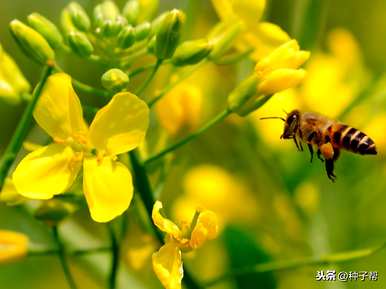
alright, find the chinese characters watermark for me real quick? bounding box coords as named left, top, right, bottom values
left=316, top=270, right=378, bottom=282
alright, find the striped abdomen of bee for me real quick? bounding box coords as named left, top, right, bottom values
left=328, top=124, right=377, bottom=155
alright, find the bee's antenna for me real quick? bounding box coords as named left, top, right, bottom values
left=260, top=116, right=286, bottom=121
left=282, top=109, right=288, bottom=114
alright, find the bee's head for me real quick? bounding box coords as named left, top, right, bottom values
left=281, top=110, right=300, bottom=139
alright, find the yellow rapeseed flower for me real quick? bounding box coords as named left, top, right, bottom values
left=173, top=165, right=258, bottom=227
left=211, top=0, right=290, bottom=61
left=0, top=230, right=28, bottom=263
left=152, top=201, right=218, bottom=289
left=300, top=28, right=369, bottom=118
left=12, top=73, right=149, bottom=222
left=156, top=80, right=203, bottom=136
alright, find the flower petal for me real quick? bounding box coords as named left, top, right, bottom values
left=13, top=144, right=81, bottom=200
left=152, top=201, right=181, bottom=238
left=152, top=240, right=183, bottom=289
left=190, top=211, right=218, bottom=249
left=33, top=73, right=88, bottom=141
left=83, top=156, right=133, bottom=222
left=89, top=92, right=149, bottom=156
left=0, top=230, right=28, bottom=263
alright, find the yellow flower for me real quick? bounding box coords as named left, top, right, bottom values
left=0, top=44, right=30, bottom=104
left=211, top=0, right=290, bottom=61
left=0, top=230, right=28, bottom=263
left=152, top=201, right=218, bottom=289
left=173, top=165, right=258, bottom=227
left=12, top=72, right=149, bottom=222
left=300, top=28, right=369, bottom=118
left=255, top=39, right=310, bottom=95
left=156, top=79, right=203, bottom=136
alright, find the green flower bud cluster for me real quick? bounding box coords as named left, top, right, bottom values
left=59, top=0, right=159, bottom=61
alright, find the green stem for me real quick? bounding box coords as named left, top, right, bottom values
left=52, top=226, right=78, bottom=289
left=107, top=224, right=119, bottom=289
left=129, top=151, right=163, bottom=243
left=72, top=78, right=111, bottom=100
left=135, top=59, right=163, bottom=96
left=129, top=150, right=202, bottom=289
left=129, top=59, right=171, bottom=78
left=144, top=109, right=231, bottom=166
left=147, top=60, right=206, bottom=107
left=0, top=65, right=53, bottom=191
left=204, top=241, right=386, bottom=287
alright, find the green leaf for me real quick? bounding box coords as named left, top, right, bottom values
left=222, top=226, right=277, bottom=289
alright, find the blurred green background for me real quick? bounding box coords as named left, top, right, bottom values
left=1, top=0, right=385, bottom=289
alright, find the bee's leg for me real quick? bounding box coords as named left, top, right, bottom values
left=319, top=142, right=336, bottom=182
left=293, top=137, right=301, bottom=151
left=307, top=144, right=314, bottom=163
left=317, top=149, right=324, bottom=162
left=293, top=136, right=304, bottom=151
left=325, top=158, right=336, bottom=182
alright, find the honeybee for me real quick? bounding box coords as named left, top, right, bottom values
left=261, top=110, right=377, bottom=181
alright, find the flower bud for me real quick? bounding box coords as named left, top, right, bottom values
left=208, top=21, right=242, bottom=60
left=27, top=13, right=63, bottom=49
left=61, top=9, right=78, bottom=34
left=257, top=68, right=306, bottom=95
left=101, top=68, right=129, bottom=91
left=0, top=230, right=28, bottom=263
left=172, top=39, right=212, bottom=66
left=123, top=0, right=158, bottom=24
left=35, top=199, right=77, bottom=225
left=93, top=0, right=120, bottom=29
left=118, top=25, right=135, bottom=49
left=154, top=9, right=185, bottom=60
left=227, top=74, right=258, bottom=113
left=99, top=16, right=127, bottom=38
left=134, top=22, right=151, bottom=41
left=255, top=40, right=310, bottom=76
left=9, top=19, right=55, bottom=65
left=67, top=31, right=94, bottom=57
left=0, top=45, right=30, bottom=103
left=67, top=2, right=91, bottom=31
left=123, top=0, right=140, bottom=24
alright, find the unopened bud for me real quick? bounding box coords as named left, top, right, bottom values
left=99, top=16, right=127, bottom=37
left=67, top=2, right=91, bottom=31
left=154, top=9, right=185, bottom=60
left=208, top=21, right=242, bottom=60
left=67, top=31, right=94, bottom=57
left=9, top=19, right=55, bottom=65
left=61, top=9, right=78, bottom=34
left=0, top=46, right=30, bottom=94
left=35, top=199, right=77, bottom=225
left=123, top=0, right=140, bottom=24
left=172, top=39, right=212, bottom=66
left=101, top=68, right=129, bottom=91
left=118, top=25, right=135, bottom=49
left=27, top=13, right=63, bottom=49
left=93, top=0, right=120, bottom=29
left=257, top=68, right=306, bottom=95
left=134, top=22, right=151, bottom=41
left=123, top=0, right=158, bottom=24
